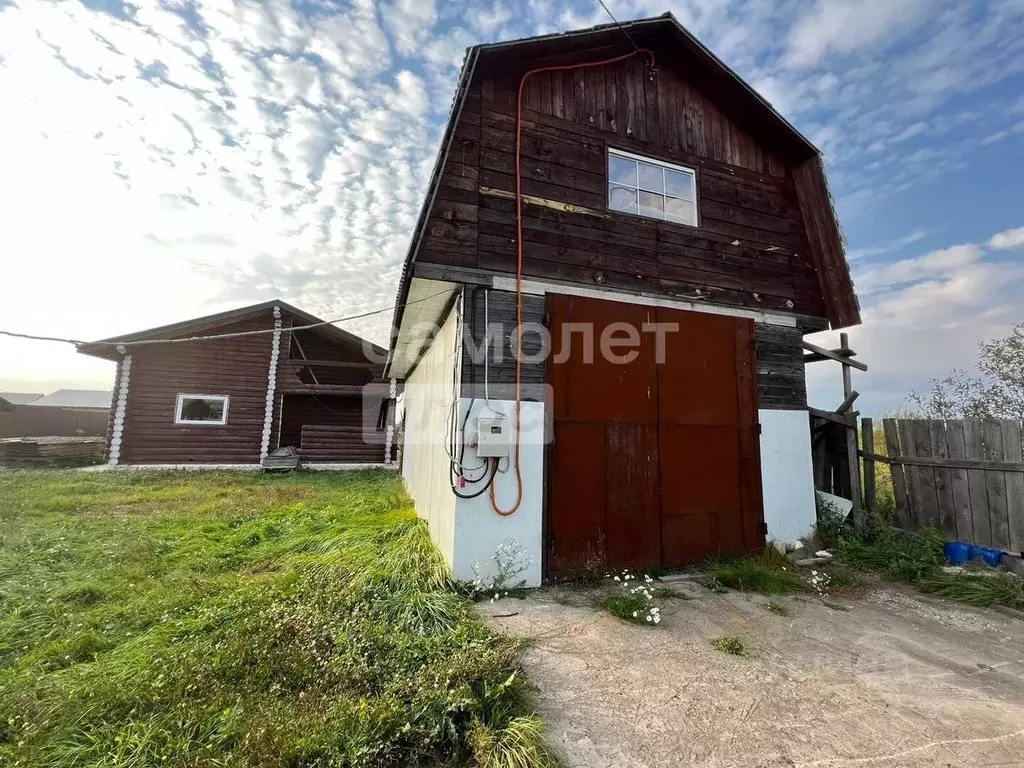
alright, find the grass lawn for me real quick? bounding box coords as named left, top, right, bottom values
left=0, top=469, right=551, bottom=767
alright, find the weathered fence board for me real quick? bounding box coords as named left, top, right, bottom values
left=862, top=418, right=876, bottom=513
left=944, top=420, right=973, bottom=543
left=930, top=421, right=957, bottom=538
left=963, top=419, right=993, bottom=547
left=875, top=418, right=1023, bottom=552
left=1003, top=420, right=1024, bottom=553
left=985, top=421, right=1010, bottom=550
left=883, top=418, right=911, bottom=529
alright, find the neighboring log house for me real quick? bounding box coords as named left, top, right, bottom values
left=386, top=14, right=861, bottom=585
left=78, top=300, right=394, bottom=467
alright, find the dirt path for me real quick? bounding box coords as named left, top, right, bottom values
left=484, top=581, right=1024, bottom=767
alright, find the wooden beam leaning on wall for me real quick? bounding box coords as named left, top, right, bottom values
left=801, top=340, right=868, bottom=371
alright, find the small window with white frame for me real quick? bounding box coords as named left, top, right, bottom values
left=607, top=148, right=698, bottom=226
left=175, top=394, right=229, bottom=425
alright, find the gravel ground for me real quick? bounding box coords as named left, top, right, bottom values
left=482, top=579, right=1024, bottom=768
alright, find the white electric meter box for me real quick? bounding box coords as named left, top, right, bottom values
left=476, top=417, right=511, bottom=457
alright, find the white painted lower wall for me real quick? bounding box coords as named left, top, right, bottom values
left=759, top=408, right=817, bottom=544
left=451, top=398, right=544, bottom=588
left=400, top=305, right=459, bottom=566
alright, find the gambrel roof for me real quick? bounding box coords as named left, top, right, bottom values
left=388, top=12, right=860, bottom=366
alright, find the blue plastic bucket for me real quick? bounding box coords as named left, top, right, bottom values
left=945, top=541, right=971, bottom=566
left=969, top=544, right=1004, bottom=567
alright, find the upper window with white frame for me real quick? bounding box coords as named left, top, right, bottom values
left=175, top=394, right=229, bottom=425
left=607, top=148, right=698, bottom=227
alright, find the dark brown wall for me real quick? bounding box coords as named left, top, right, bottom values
left=120, top=315, right=274, bottom=464
left=418, top=54, right=829, bottom=322
left=459, top=289, right=806, bottom=410
left=754, top=325, right=807, bottom=410
left=461, top=287, right=547, bottom=401
left=277, top=394, right=387, bottom=463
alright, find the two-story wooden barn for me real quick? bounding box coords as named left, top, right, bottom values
left=387, top=14, right=861, bottom=586
left=79, top=300, right=394, bottom=468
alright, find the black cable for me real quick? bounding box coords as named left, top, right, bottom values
left=449, top=286, right=492, bottom=495
left=597, top=0, right=643, bottom=56
left=450, top=458, right=498, bottom=499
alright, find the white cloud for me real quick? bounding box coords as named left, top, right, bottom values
left=383, top=0, right=438, bottom=55
left=854, top=244, right=983, bottom=295
left=0, top=0, right=456, bottom=392
left=809, top=225, right=1024, bottom=412
left=847, top=228, right=928, bottom=261
left=990, top=227, right=1024, bottom=251
left=784, top=0, right=938, bottom=69
left=0, top=0, right=1023, bottom=401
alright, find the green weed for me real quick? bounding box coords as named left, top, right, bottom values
left=764, top=599, right=790, bottom=616
left=469, top=714, right=559, bottom=768
left=596, top=592, right=649, bottom=622
left=918, top=571, right=1024, bottom=609
left=651, top=585, right=690, bottom=600
left=0, top=469, right=546, bottom=768
left=711, top=634, right=748, bottom=656
left=704, top=556, right=806, bottom=595
left=697, top=574, right=729, bottom=593
left=835, top=528, right=946, bottom=582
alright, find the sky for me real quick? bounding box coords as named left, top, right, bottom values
left=0, top=0, right=1022, bottom=414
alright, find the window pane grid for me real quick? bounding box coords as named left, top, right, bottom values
left=607, top=150, right=696, bottom=227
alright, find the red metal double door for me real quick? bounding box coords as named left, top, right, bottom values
left=546, top=295, right=764, bottom=575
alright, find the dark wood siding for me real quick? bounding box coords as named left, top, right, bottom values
left=120, top=316, right=274, bottom=464
left=277, top=394, right=387, bottom=462
left=792, top=157, right=860, bottom=327
left=418, top=54, right=829, bottom=322
left=755, top=324, right=807, bottom=411
left=461, top=288, right=547, bottom=400
left=460, top=289, right=807, bottom=410
left=276, top=313, right=390, bottom=462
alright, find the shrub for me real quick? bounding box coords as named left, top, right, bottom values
left=815, top=492, right=852, bottom=549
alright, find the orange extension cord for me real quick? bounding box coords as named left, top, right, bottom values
left=490, top=47, right=656, bottom=517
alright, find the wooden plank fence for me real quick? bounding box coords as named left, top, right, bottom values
left=0, top=406, right=109, bottom=439
left=871, top=418, right=1024, bottom=553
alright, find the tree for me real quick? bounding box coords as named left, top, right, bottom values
left=909, top=322, right=1024, bottom=420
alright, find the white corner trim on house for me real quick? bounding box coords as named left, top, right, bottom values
left=108, top=350, right=132, bottom=467
left=261, top=305, right=283, bottom=460
left=759, top=408, right=817, bottom=544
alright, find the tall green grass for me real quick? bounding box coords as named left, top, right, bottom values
left=0, top=469, right=551, bottom=767
left=835, top=528, right=946, bottom=582
left=703, top=549, right=807, bottom=595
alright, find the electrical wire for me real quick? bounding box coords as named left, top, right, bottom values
left=0, top=290, right=453, bottom=349
left=596, top=0, right=645, bottom=56
left=489, top=46, right=656, bottom=518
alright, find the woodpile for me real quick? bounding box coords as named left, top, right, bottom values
left=298, top=424, right=386, bottom=463
left=0, top=437, right=105, bottom=466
